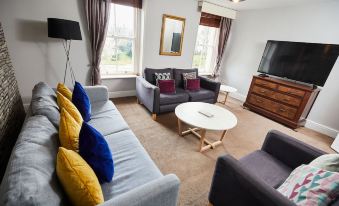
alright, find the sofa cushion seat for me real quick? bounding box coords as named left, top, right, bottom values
left=91, top=101, right=117, bottom=116
left=159, top=88, right=189, bottom=105
left=239, top=150, right=292, bottom=188
left=101, top=130, right=162, bottom=200
left=89, top=104, right=129, bottom=136
left=186, top=88, right=215, bottom=102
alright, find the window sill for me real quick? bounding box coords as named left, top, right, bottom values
left=199, top=72, right=213, bottom=76
left=101, top=74, right=138, bottom=79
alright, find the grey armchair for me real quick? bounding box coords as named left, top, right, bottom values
left=208, top=130, right=338, bottom=206
left=136, top=68, right=221, bottom=120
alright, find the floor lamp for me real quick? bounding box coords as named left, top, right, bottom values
left=47, top=18, right=82, bottom=84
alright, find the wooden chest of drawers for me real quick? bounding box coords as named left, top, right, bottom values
left=243, top=76, right=320, bottom=129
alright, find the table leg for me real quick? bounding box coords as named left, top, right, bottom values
left=177, top=118, right=182, bottom=136
left=223, top=92, right=229, bottom=104
left=199, top=129, right=206, bottom=152
left=220, top=130, right=227, bottom=141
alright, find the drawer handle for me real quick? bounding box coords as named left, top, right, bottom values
left=279, top=108, right=286, bottom=112
left=260, top=90, right=266, bottom=93
left=256, top=99, right=263, bottom=103
left=261, top=83, right=267, bottom=85
left=283, top=98, right=289, bottom=102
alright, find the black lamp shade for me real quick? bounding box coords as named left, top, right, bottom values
left=48, top=18, right=82, bottom=40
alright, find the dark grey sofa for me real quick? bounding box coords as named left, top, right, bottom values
left=136, top=68, right=221, bottom=120
left=208, top=130, right=339, bottom=206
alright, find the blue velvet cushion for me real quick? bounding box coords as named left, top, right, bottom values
left=72, top=81, right=91, bottom=122
left=79, top=122, right=114, bottom=183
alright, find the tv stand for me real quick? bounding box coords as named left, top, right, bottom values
left=243, top=75, right=320, bottom=129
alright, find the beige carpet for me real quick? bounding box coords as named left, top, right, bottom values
left=112, top=95, right=334, bottom=206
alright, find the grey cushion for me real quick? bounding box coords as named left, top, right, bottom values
left=32, top=82, right=57, bottom=99
left=0, top=115, right=68, bottom=205
left=172, top=68, right=198, bottom=88
left=89, top=102, right=129, bottom=136
left=101, top=129, right=162, bottom=200
left=159, top=88, right=189, bottom=105
left=240, top=150, right=292, bottom=188
left=187, top=88, right=215, bottom=102
left=31, top=82, right=60, bottom=128
left=144, top=68, right=173, bottom=85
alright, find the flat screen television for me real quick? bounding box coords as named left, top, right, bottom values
left=257, top=40, right=339, bottom=86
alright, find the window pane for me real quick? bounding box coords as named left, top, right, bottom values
left=101, top=38, right=134, bottom=74
left=101, top=3, right=136, bottom=75
left=193, top=25, right=219, bottom=73
left=107, top=4, right=134, bottom=37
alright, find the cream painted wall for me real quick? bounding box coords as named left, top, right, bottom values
left=0, top=0, right=91, bottom=103
left=141, top=0, right=200, bottom=70
left=220, top=0, right=339, bottom=137
left=0, top=0, right=201, bottom=102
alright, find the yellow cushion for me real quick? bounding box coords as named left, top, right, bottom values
left=57, top=83, right=72, bottom=100
left=57, top=91, right=83, bottom=124
left=56, top=147, right=104, bottom=206
left=59, top=108, right=81, bottom=152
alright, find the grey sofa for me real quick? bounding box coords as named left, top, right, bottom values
left=136, top=68, right=221, bottom=120
left=0, top=82, right=180, bottom=206
left=208, top=130, right=339, bottom=206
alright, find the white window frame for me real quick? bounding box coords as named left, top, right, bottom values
left=192, top=25, right=220, bottom=75
left=101, top=4, right=141, bottom=77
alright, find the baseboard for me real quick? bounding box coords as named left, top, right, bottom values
left=229, top=92, right=246, bottom=102
left=304, top=119, right=338, bottom=138
left=108, top=90, right=136, bottom=98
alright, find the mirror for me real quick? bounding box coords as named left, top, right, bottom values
left=159, top=14, right=185, bottom=56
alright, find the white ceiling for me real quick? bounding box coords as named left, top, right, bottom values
left=205, top=0, right=333, bottom=11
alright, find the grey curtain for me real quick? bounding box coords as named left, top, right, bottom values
left=85, top=0, right=111, bottom=85
left=212, top=17, right=232, bottom=80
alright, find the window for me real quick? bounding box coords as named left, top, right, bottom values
left=192, top=25, right=219, bottom=74
left=101, top=4, right=140, bottom=76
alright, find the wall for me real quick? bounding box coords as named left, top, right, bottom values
left=141, top=0, right=200, bottom=69
left=0, top=0, right=91, bottom=103
left=0, top=0, right=201, bottom=102
left=0, top=23, right=25, bottom=181
left=220, top=0, right=339, bottom=137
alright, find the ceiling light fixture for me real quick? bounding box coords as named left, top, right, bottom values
left=229, top=0, right=246, bottom=3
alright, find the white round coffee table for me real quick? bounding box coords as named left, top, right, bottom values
left=219, top=85, right=237, bottom=104
left=175, top=102, right=237, bottom=152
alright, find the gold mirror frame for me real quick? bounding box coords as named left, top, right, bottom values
left=159, top=14, right=186, bottom=56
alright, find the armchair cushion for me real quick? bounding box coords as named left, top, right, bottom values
left=159, top=88, right=189, bottom=106
left=173, top=68, right=198, bottom=88
left=186, top=88, right=215, bottom=102
left=240, top=150, right=292, bottom=188
left=144, top=68, right=173, bottom=85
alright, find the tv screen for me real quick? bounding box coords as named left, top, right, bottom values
left=258, top=40, right=339, bottom=86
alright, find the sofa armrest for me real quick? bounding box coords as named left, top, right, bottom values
left=199, top=76, right=221, bottom=103
left=84, top=85, right=109, bottom=103
left=99, top=174, right=180, bottom=206
left=136, top=76, right=160, bottom=114
left=209, top=155, right=295, bottom=206
left=262, top=130, right=326, bottom=169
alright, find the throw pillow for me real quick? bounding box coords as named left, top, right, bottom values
left=154, top=72, right=171, bottom=86
left=309, top=154, right=339, bottom=172
left=79, top=122, right=114, bottom=183
left=72, top=82, right=91, bottom=122
left=59, top=108, right=81, bottom=152
left=57, top=83, right=72, bottom=100
left=158, top=79, right=176, bottom=94
left=56, top=147, right=104, bottom=206
left=277, top=164, right=339, bottom=206
left=57, top=92, right=83, bottom=124
left=185, top=78, right=200, bottom=91
left=182, top=72, right=197, bottom=80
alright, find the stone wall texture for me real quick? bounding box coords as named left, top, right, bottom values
left=0, top=22, right=25, bottom=182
